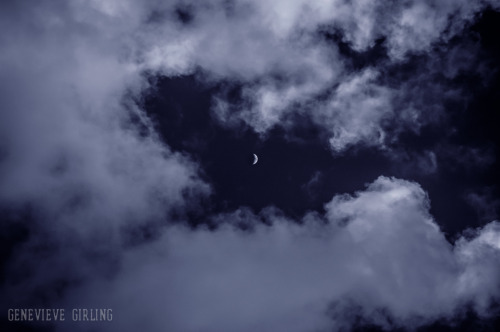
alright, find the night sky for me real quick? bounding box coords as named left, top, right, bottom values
left=1, top=1, right=500, bottom=332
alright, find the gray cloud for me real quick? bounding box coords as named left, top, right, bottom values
left=53, top=176, right=500, bottom=332
left=0, top=0, right=209, bottom=309
left=466, top=189, right=500, bottom=224
left=0, top=0, right=210, bottom=223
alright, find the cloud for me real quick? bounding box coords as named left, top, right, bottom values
left=302, top=171, right=323, bottom=200
left=0, top=0, right=210, bottom=308
left=0, top=1, right=499, bottom=331
left=0, top=1, right=216, bottom=218
left=314, top=68, right=393, bottom=152
left=466, top=189, right=500, bottom=224
left=51, top=177, right=500, bottom=332
left=1, top=0, right=493, bottom=164
left=202, top=0, right=497, bottom=152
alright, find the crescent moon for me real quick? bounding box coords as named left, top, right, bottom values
left=252, top=154, right=258, bottom=165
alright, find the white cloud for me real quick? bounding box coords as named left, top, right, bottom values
left=57, top=177, right=500, bottom=332
left=317, top=69, right=393, bottom=152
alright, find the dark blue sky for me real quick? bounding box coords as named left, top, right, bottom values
left=145, top=9, right=500, bottom=237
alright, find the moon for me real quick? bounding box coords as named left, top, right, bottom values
left=252, top=154, right=258, bottom=165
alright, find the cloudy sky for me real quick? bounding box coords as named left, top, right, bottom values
left=1, top=0, right=500, bottom=331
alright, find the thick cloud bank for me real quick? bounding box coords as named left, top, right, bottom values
left=0, top=0, right=209, bottom=312
left=0, top=0, right=210, bottom=225
left=57, top=177, right=500, bottom=332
